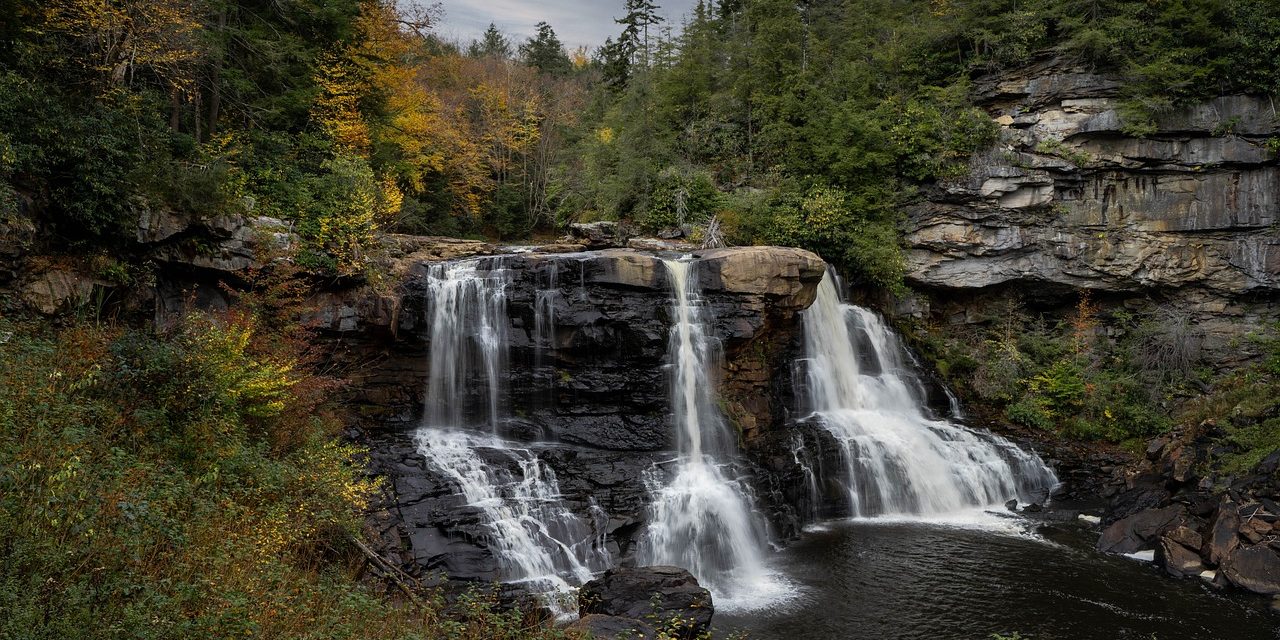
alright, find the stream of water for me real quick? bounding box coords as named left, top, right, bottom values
left=637, top=258, right=792, bottom=610
left=416, top=258, right=610, bottom=616
left=798, top=271, right=1059, bottom=516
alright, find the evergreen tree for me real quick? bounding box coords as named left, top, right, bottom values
left=599, top=36, right=633, bottom=88
left=468, top=23, right=511, bottom=59
left=616, top=0, right=664, bottom=68
left=520, top=21, right=571, bottom=75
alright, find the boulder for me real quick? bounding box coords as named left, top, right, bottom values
left=1097, top=505, right=1186, bottom=554
left=697, top=246, right=826, bottom=308
left=136, top=208, right=190, bottom=243
left=565, top=614, right=657, bottom=639
left=579, top=566, right=713, bottom=638
left=1203, top=500, right=1242, bottom=566
left=1221, top=545, right=1280, bottom=595
left=1155, top=528, right=1206, bottom=578
left=570, top=221, right=631, bottom=249
left=20, top=268, right=108, bottom=315
left=153, top=215, right=295, bottom=275
left=380, top=234, right=493, bottom=277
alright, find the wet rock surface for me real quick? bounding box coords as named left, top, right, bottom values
left=327, top=245, right=827, bottom=586
left=1096, top=422, right=1280, bottom=599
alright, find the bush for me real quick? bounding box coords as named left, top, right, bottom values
left=640, top=167, right=721, bottom=231
left=761, top=184, right=906, bottom=292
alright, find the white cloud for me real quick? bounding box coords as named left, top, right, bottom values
left=427, top=0, right=699, bottom=51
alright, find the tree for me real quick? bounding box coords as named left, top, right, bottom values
left=468, top=22, right=511, bottom=59
left=520, top=22, right=570, bottom=75
left=616, top=0, right=664, bottom=68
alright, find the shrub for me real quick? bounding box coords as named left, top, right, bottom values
left=640, top=167, right=720, bottom=231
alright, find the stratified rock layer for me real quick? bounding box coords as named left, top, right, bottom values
left=905, top=57, right=1279, bottom=367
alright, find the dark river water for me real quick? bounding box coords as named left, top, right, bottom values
left=714, top=514, right=1278, bottom=640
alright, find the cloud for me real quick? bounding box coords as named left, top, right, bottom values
left=429, top=0, right=699, bottom=51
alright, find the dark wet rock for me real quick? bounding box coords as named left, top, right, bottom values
left=1157, top=539, right=1206, bottom=578
left=579, top=566, right=713, bottom=638
left=1006, top=499, right=1018, bottom=511
left=1221, top=545, right=1280, bottom=595
left=565, top=614, right=657, bottom=639
left=1023, top=503, right=1043, bottom=513
left=1097, top=505, right=1187, bottom=554
left=1104, top=478, right=1172, bottom=526
left=1156, top=526, right=1207, bottom=578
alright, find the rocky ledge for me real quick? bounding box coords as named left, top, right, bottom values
left=304, top=240, right=828, bottom=586
left=905, top=57, right=1279, bottom=368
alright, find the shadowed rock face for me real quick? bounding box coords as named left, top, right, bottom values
left=312, top=245, right=827, bottom=586
left=904, top=57, right=1279, bottom=367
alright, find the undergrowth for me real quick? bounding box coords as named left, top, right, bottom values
left=0, top=313, right=570, bottom=640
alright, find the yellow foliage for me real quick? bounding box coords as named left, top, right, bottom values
left=43, top=0, right=203, bottom=90
left=182, top=314, right=297, bottom=419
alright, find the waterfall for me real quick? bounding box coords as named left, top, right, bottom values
left=417, top=258, right=609, bottom=616
left=638, top=258, right=789, bottom=610
left=424, top=260, right=509, bottom=430
left=800, top=271, right=1058, bottom=518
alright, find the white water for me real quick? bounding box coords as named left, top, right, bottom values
left=639, top=259, right=792, bottom=610
left=417, top=258, right=609, bottom=615
left=800, top=271, right=1059, bottom=519
left=424, top=260, right=509, bottom=430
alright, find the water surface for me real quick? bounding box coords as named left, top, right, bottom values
left=715, top=516, right=1277, bottom=640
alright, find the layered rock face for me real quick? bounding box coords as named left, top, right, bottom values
left=309, top=244, right=827, bottom=585
left=906, top=58, right=1279, bottom=365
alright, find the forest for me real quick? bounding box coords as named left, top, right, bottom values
left=3, top=0, right=1277, bottom=285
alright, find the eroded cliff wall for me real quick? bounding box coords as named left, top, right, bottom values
left=905, top=58, right=1279, bottom=366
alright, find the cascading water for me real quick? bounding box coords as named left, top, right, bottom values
left=800, top=271, right=1058, bottom=518
left=638, top=258, right=789, bottom=609
left=417, top=258, right=609, bottom=615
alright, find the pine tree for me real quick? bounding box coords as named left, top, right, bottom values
left=468, top=23, right=511, bottom=59
left=519, top=21, right=571, bottom=75
left=616, top=0, right=664, bottom=68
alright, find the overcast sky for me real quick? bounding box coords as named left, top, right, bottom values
left=429, top=0, right=700, bottom=51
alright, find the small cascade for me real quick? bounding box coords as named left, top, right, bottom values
left=533, top=263, right=559, bottom=361
left=638, top=258, right=786, bottom=609
left=415, top=431, right=609, bottom=605
left=800, top=271, right=1058, bottom=518
left=417, top=258, right=609, bottom=615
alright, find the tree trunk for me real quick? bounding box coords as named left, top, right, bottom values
left=205, top=9, right=228, bottom=141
